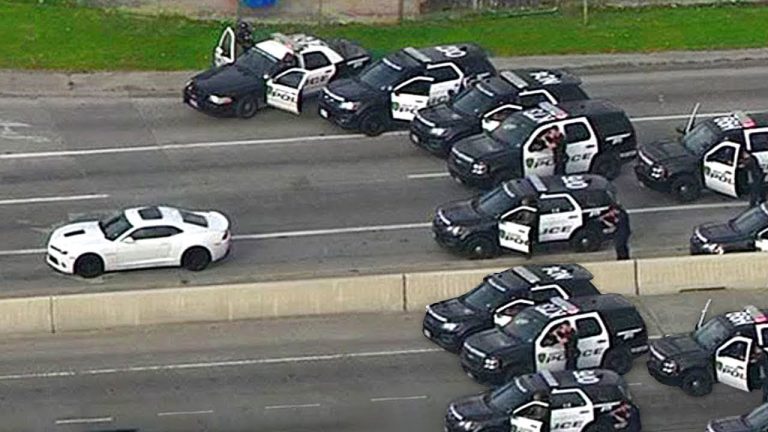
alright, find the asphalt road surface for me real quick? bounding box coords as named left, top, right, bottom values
left=1, top=65, right=768, bottom=296
left=0, top=289, right=763, bottom=432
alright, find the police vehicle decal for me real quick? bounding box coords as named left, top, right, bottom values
left=540, top=266, right=575, bottom=280
left=605, top=133, right=632, bottom=146
left=713, top=115, right=744, bottom=131
left=616, top=328, right=643, bottom=341
left=500, top=70, right=529, bottom=88
left=434, top=45, right=467, bottom=58
left=550, top=387, right=596, bottom=432
left=529, top=71, right=562, bottom=86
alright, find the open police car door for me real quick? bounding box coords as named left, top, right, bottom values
left=482, top=104, right=522, bottom=132
left=744, top=122, right=768, bottom=181
left=494, top=299, right=535, bottom=327
left=391, top=77, right=434, bottom=121
left=213, top=27, right=236, bottom=67
left=266, top=68, right=308, bottom=114
left=509, top=401, right=549, bottom=432
left=755, top=228, right=768, bottom=252
left=703, top=141, right=739, bottom=197
left=714, top=335, right=752, bottom=391
left=499, top=206, right=538, bottom=254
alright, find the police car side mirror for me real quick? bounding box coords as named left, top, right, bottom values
left=675, top=126, right=685, bottom=135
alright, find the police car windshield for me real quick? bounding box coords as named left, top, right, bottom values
left=474, top=185, right=516, bottom=216
left=693, top=317, right=733, bottom=351
left=745, top=403, right=768, bottom=429
left=729, top=206, right=768, bottom=233
left=461, top=279, right=518, bottom=311
left=485, top=378, right=530, bottom=412
left=234, top=48, right=278, bottom=73
left=681, top=122, right=720, bottom=156
left=491, top=115, right=536, bottom=147
left=452, top=86, right=497, bottom=118
left=359, top=59, right=404, bottom=90
left=502, top=308, right=548, bottom=342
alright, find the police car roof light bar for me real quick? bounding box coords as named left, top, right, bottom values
left=745, top=305, right=768, bottom=323
left=550, top=297, right=580, bottom=313
left=540, top=369, right=559, bottom=387
left=513, top=266, right=541, bottom=284
left=539, top=102, right=568, bottom=119
left=528, top=175, right=548, bottom=192
left=403, top=47, right=432, bottom=63
left=499, top=71, right=529, bottom=89
left=734, top=110, right=756, bottom=128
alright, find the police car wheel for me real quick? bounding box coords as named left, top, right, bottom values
left=584, top=419, right=612, bottom=432
left=670, top=175, right=701, bottom=203
left=603, top=346, right=632, bottom=375
left=360, top=113, right=385, bottom=137
left=235, top=95, right=258, bottom=119
left=464, top=235, right=499, bottom=259
left=680, top=368, right=713, bottom=397
left=570, top=226, right=601, bottom=253
left=591, top=152, right=621, bottom=180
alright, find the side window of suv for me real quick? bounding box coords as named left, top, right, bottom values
left=564, top=122, right=591, bottom=143
left=302, top=51, right=331, bottom=70
left=539, top=197, right=576, bottom=214
left=519, top=91, right=553, bottom=107
left=576, top=317, right=603, bottom=338
left=531, top=287, right=565, bottom=303
left=706, top=145, right=737, bottom=165
left=550, top=391, right=587, bottom=409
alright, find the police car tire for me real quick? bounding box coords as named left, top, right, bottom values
left=235, top=95, right=258, bottom=119
left=680, top=368, right=713, bottom=397
left=464, top=235, right=500, bottom=259
left=591, top=152, right=621, bottom=180
left=570, top=226, right=601, bottom=253
left=670, top=175, right=701, bottom=203
left=603, top=346, right=633, bottom=375
left=584, top=419, right=612, bottom=432
left=360, top=113, right=385, bottom=137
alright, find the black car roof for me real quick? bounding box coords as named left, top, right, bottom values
left=509, top=264, right=593, bottom=284
left=405, top=44, right=486, bottom=64
left=527, top=174, right=611, bottom=194
left=520, top=369, right=624, bottom=393
left=705, top=110, right=768, bottom=132
left=569, top=294, right=634, bottom=313
left=720, top=306, right=768, bottom=328
left=556, top=99, right=625, bottom=118
left=499, top=69, right=582, bottom=89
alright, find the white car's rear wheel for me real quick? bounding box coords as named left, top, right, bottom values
left=74, top=254, right=104, bottom=278
left=181, top=247, right=212, bottom=271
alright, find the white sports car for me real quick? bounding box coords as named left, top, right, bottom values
left=46, top=206, right=231, bottom=278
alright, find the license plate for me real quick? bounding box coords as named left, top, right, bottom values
left=411, top=133, right=420, bottom=143
left=319, top=108, right=328, bottom=118
left=189, top=99, right=198, bottom=108
left=423, top=329, right=432, bottom=338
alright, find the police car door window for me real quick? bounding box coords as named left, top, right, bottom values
left=397, top=79, right=430, bottom=96
left=302, top=51, right=331, bottom=70
left=706, top=145, right=736, bottom=165
left=749, top=132, right=768, bottom=152
left=576, top=317, right=602, bottom=338
left=426, top=65, right=460, bottom=83
left=761, top=328, right=768, bottom=346
left=531, top=287, right=565, bottom=303
left=550, top=391, right=586, bottom=409
left=564, top=123, right=590, bottom=143
left=539, top=195, right=580, bottom=242
left=550, top=389, right=594, bottom=432
left=539, top=197, right=575, bottom=214
left=275, top=71, right=305, bottom=88
left=721, top=340, right=748, bottom=361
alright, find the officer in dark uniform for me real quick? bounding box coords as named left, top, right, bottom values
left=530, top=392, right=551, bottom=432
left=602, top=205, right=631, bottom=260
left=739, top=150, right=765, bottom=207
left=544, top=127, right=567, bottom=176
left=759, top=348, right=768, bottom=403
left=556, top=322, right=580, bottom=370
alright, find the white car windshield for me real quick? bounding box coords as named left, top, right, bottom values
left=99, top=213, right=133, bottom=241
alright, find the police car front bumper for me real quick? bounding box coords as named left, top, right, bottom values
left=409, top=123, right=452, bottom=156
left=447, top=156, right=495, bottom=189
left=318, top=99, right=362, bottom=130
left=422, top=316, right=463, bottom=352
left=634, top=164, right=670, bottom=192
left=646, top=358, right=683, bottom=386
left=432, top=218, right=466, bottom=252
left=460, top=350, right=506, bottom=385
left=183, top=85, right=237, bottom=117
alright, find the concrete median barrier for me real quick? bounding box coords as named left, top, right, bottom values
left=404, top=267, right=507, bottom=312
left=0, top=296, right=52, bottom=335
left=636, top=252, right=768, bottom=295
left=580, top=260, right=637, bottom=296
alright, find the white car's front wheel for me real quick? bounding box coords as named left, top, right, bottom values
left=74, top=254, right=104, bottom=278
left=181, top=247, right=212, bottom=271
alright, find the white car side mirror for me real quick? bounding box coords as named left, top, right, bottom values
left=123, top=237, right=135, bottom=244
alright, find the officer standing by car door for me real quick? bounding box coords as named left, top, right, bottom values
left=556, top=322, right=580, bottom=370
left=759, top=347, right=768, bottom=403
left=738, top=150, right=765, bottom=207
left=521, top=198, right=539, bottom=260
left=544, top=127, right=568, bottom=175
left=601, top=205, right=631, bottom=260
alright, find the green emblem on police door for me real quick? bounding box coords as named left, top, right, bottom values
left=704, top=166, right=711, bottom=176
left=392, top=102, right=400, bottom=110
left=526, top=158, right=534, bottom=169
left=538, top=353, right=546, bottom=363
left=716, top=361, right=722, bottom=370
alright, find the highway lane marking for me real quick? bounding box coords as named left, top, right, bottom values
left=0, top=194, right=109, bottom=206
left=0, top=131, right=407, bottom=160
left=408, top=172, right=450, bottom=179
left=54, top=416, right=113, bottom=425
left=0, top=201, right=746, bottom=256
left=157, top=410, right=214, bottom=417
left=370, top=395, right=428, bottom=402
left=0, top=348, right=443, bottom=382
left=265, top=403, right=321, bottom=410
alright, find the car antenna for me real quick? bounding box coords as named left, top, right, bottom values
left=696, top=298, right=712, bottom=330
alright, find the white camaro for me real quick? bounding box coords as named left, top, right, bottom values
left=46, top=206, right=231, bottom=278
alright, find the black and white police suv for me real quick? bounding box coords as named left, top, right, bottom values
left=706, top=402, right=768, bottom=432
left=635, top=109, right=768, bottom=202
left=432, top=174, right=620, bottom=259
left=318, top=44, right=496, bottom=136
left=423, top=264, right=600, bottom=352
left=459, top=295, right=647, bottom=385
left=647, top=304, right=768, bottom=397
left=409, top=69, right=589, bottom=157
left=447, top=101, right=635, bottom=189
left=445, top=369, right=641, bottom=432
left=184, top=27, right=370, bottom=118
left=690, top=203, right=768, bottom=255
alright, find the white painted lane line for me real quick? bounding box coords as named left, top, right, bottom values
left=0, top=194, right=109, bottom=206
left=0, top=348, right=442, bottom=382
left=0, top=248, right=46, bottom=256
left=627, top=202, right=745, bottom=214
left=55, top=417, right=113, bottom=425
left=157, top=410, right=214, bottom=417
left=370, top=395, right=428, bottom=402
left=630, top=111, right=732, bottom=123
left=0, top=131, right=407, bottom=160
left=407, top=172, right=450, bottom=179
left=265, top=403, right=321, bottom=410
left=232, top=222, right=431, bottom=241
left=628, top=382, right=643, bottom=386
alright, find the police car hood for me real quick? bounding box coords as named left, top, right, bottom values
left=651, top=334, right=706, bottom=359
left=465, top=328, right=521, bottom=356
left=697, top=221, right=744, bottom=243
left=707, top=416, right=751, bottom=432
left=438, top=200, right=486, bottom=225
left=449, top=394, right=497, bottom=421
left=641, top=139, right=696, bottom=165
left=454, top=134, right=509, bottom=159
left=326, top=77, right=383, bottom=102
left=431, top=298, right=482, bottom=321
left=420, top=103, right=472, bottom=127
left=192, top=64, right=260, bottom=93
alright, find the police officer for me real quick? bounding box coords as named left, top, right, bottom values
left=739, top=150, right=765, bottom=207
left=602, top=205, right=631, bottom=260
left=759, top=348, right=768, bottom=403
left=544, top=127, right=568, bottom=175
left=556, top=322, right=580, bottom=370
left=521, top=198, right=539, bottom=260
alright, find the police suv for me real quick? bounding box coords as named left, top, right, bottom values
left=184, top=28, right=370, bottom=118
left=409, top=69, right=589, bottom=157
left=445, top=369, right=641, bottom=432
left=318, top=44, right=496, bottom=136
left=706, top=402, right=768, bottom=432
left=647, top=304, right=768, bottom=396
left=447, top=101, right=635, bottom=189
left=690, top=203, right=768, bottom=255
left=432, top=174, right=620, bottom=259
left=635, top=109, right=768, bottom=202
left=423, top=264, right=600, bottom=352
left=460, top=295, right=648, bottom=385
